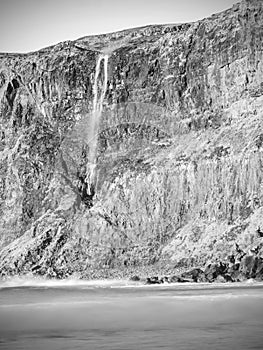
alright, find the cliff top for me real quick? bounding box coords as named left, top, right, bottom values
left=0, top=0, right=261, bottom=58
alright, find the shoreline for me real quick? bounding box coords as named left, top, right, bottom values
left=1, top=275, right=263, bottom=290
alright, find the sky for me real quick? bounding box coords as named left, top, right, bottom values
left=0, top=0, right=240, bottom=53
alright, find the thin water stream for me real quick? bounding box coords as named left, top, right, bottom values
left=86, top=54, right=108, bottom=196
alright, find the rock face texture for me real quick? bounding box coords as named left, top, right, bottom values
left=0, top=0, right=262, bottom=279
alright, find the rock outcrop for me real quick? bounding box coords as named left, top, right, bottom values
left=0, top=0, right=262, bottom=280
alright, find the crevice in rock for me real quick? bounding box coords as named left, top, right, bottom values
left=77, top=171, right=95, bottom=208
left=6, top=78, right=20, bottom=108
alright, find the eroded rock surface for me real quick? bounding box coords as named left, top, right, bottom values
left=0, top=0, right=262, bottom=280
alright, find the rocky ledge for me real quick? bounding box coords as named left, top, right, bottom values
left=141, top=248, right=263, bottom=284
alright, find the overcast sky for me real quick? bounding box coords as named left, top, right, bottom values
left=0, top=0, right=240, bottom=53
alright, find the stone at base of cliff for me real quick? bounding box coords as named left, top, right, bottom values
left=256, top=261, right=263, bottom=280
left=239, top=255, right=263, bottom=279
left=143, top=253, right=263, bottom=284
left=204, top=263, right=228, bottom=282
left=181, top=268, right=206, bottom=282
left=168, top=275, right=182, bottom=283
left=214, top=274, right=233, bottom=283
left=146, top=276, right=161, bottom=284
left=145, top=275, right=193, bottom=284
left=129, top=275, right=140, bottom=281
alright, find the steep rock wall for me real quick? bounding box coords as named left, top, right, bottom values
left=0, top=0, right=262, bottom=278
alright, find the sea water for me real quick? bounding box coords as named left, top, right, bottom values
left=0, top=278, right=263, bottom=350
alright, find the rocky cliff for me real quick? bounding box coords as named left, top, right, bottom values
left=0, top=0, right=262, bottom=280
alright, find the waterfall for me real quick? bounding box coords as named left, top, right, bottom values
left=86, top=54, right=108, bottom=196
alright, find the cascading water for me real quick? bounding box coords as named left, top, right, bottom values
left=86, top=54, right=108, bottom=196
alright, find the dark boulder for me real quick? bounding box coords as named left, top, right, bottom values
left=159, top=276, right=169, bottom=283
left=204, top=262, right=228, bottom=282
left=227, top=263, right=242, bottom=281
left=146, top=276, right=161, bottom=284
left=255, top=258, right=263, bottom=281
left=129, top=275, right=140, bottom=281
left=223, top=274, right=233, bottom=282
left=256, top=227, right=263, bottom=238
left=168, top=275, right=182, bottom=283
left=228, top=262, right=240, bottom=272
left=168, top=275, right=191, bottom=283
left=181, top=268, right=205, bottom=282
left=239, top=255, right=259, bottom=279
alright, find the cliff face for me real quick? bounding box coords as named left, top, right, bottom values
left=0, top=0, right=263, bottom=278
